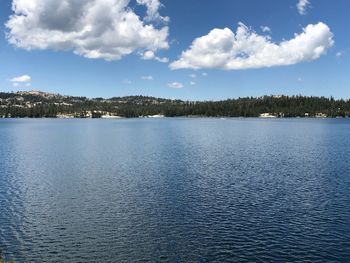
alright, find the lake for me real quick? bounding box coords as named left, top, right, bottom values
left=1, top=118, right=350, bottom=262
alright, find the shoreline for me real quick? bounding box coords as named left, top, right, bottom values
left=0, top=116, right=348, bottom=120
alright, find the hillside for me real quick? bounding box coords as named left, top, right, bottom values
left=1, top=91, right=350, bottom=118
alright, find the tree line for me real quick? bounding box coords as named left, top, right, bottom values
left=1, top=92, right=350, bottom=118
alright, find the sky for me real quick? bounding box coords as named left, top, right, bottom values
left=0, top=0, right=349, bottom=100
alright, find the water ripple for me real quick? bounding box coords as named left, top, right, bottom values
left=0, top=118, right=350, bottom=262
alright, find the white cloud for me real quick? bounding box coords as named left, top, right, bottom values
left=170, top=22, right=334, bottom=70
left=202, top=72, right=208, bottom=76
left=261, top=26, right=271, bottom=33
left=10, top=75, right=32, bottom=88
left=297, top=0, right=310, bottom=15
left=189, top=73, right=197, bottom=78
left=142, top=50, right=156, bottom=60
left=136, top=0, right=169, bottom=22
left=141, top=75, right=153, bottom=80
left=168, top=82, right=184, bottom=89
left=141, top=50, right=169, bottom=63
left=190, top=81, right=196, bottom=86
left=155, top=57, right=169, bottom=63
left=10, top=75, right=31, bottom=83
left=336, top=52, right=342, bottom=58
left=6, top=0, right=169, bottom=61
left=298, top=77, right=303, bottom=82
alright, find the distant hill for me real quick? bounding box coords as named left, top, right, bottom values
left=1, top=90, right=350, bottom=118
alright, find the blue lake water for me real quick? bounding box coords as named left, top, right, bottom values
left=1, top=118, right=350, bottom=262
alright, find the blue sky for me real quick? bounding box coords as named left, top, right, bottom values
left=0, top=0, right=349, bottom=100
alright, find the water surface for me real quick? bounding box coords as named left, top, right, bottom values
left=1, top=118, right=350, bottom=262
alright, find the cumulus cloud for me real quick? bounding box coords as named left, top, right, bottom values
left=170, top=22, right=334, bottom=70
left=141, top=75, right=153, bottom=80
left=297, top=0, right=310, bottom=15
left=190, top=81, right=196, bottom=86
left=10, top=74, right=31, bottom=83
left=6, top=0, right=169, bottom=61
left=168, top=82, right=184, bottom=89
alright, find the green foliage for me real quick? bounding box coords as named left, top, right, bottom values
left=1, top=92, right=350, bottom=118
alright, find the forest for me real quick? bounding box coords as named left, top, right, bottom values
left=1, top=91, right=350, bottom=118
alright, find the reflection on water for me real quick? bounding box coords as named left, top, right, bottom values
left=1, top=118, right=350, bottom=262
